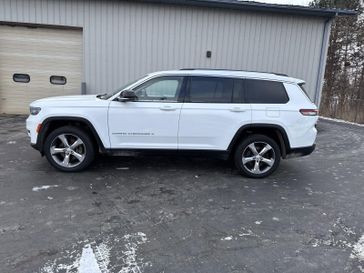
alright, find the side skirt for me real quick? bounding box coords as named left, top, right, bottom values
left=103, top=149, right=230, bottom=160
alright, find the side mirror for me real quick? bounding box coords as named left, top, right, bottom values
left=118, top=90, right=137, bottom=102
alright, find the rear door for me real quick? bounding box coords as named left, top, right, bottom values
left=245, top=79, right=290, bottom=126
left=178, top=76, right=251, bottom=150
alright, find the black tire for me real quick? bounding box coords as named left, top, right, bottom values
left=44, top=126, right=95, bottom=172
left=234, top=134, right=281, bottom=178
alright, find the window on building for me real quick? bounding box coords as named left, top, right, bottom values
left=13, top=73, right=30, bottom=83
left=245, top=79, right=289, bottom=103
left=133, top=76, right=183, bottom=101
left=188, top=77, right=234, bottom=103
left=50, top=75, right=67, bottom=85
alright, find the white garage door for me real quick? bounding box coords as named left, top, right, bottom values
left=0, top=24, right=82, bottom=114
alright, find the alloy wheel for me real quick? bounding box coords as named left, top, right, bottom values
left=50, top=134, right=86, bottom=168
left=242, top=141, right=275, bottom=175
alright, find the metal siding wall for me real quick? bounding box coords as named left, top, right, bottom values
left=0, top=0, right=325, bottom=99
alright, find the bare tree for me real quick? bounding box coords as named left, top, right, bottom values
left=310, top=0, right=364, bottom=123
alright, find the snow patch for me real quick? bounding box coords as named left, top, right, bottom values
left=7, top=140, right=16, bottom=144
left=351, top=234, right=364, bottom=261
left=94, top=242, right=110, bottom=273
left=78, top=244, right=102, bottom=273
left=39, top=233, right=150, bottom=273
left=320, top=116, right=364, bottom=127
left=254, top=221, right=262, bottom=225
left=221, top=236, right=233, bottom=241
left=239, top=229, right=255, bottom=237
left=32, top=185, right=59, bottom=192
left=120, top=232, right=149, bottom=273
left=272, top=217, right=280, bottom=221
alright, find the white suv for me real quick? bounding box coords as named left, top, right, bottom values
left=26, top=69, right=318, bottom=178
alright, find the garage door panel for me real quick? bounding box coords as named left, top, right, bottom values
left=0, top=42, right=82, bottom=57
left=0, top=58, right=82, bottom=72
left=0, top=25, right=82, bottom=114
left=0, top=26, right=82, bottom=42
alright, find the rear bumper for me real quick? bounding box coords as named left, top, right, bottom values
left=286, top=144, right=315, bottom=158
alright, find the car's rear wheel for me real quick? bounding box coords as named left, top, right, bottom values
left=44, top=126, right=95, bottom=172
left=234, top=134, right=281, bottom=178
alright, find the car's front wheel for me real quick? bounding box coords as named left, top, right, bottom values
left=44, top=126, right=95, bottom=172
left=234, top=134, right=281, bottom=178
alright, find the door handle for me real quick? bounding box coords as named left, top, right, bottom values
left=230, top=107, right=246, bottom=112
left=159, top=105, right=176, bottom=111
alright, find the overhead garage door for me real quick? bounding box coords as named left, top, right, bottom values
left=0, top=24, right=82, bottom=114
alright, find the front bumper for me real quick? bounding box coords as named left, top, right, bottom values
left=26, top=115, right=44, bottom=154
left=286, top=144, right=316, bottom=158
left=26, top=116, right=39, bottom=144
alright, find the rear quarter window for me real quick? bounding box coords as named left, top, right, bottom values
left=245, top=79, right=289, bottom=104
left=298, top=83, right=314, bottom=102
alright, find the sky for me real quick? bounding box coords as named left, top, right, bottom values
left=252, top=0, right=311, bottom=6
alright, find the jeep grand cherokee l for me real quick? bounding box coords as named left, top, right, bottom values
left=26, top=69, right=318, bottom=178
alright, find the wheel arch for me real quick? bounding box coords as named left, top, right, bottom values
left=228, top=124, right=291, bottom=158
left=37, top=117, right=106, bottom=154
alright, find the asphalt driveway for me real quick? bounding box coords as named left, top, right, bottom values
left=0, top=115, right=363, bottom=273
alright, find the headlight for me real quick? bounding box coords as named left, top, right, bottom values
left=30, top=106, right=41, bottom=115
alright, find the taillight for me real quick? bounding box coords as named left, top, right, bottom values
left=300, top=109, right=318, bottom=116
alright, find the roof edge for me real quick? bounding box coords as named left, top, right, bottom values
left=132, top=0, right=357, bottom=18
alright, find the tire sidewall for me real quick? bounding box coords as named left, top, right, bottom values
left=44, top=126, right=95, bottom=172
left=234, top=134, right=281, bottom=178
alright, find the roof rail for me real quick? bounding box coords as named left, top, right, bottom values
left=179, top=68, right=288, bottom=77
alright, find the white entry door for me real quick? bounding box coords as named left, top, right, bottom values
left=108, top=76, right=184, bottom=149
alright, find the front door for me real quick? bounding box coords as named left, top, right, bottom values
left=108, top=76, right=185, bottom=149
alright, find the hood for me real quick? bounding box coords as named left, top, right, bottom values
left=33, top=95, right=98, bottom=103
left=29, top=94, right=109, bottom=108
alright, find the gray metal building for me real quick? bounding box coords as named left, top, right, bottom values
left=0, top=0, right=354, bottom=114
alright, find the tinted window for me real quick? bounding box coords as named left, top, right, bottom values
left=188, top=77, right=234, bottom=103
left=133, top=76, right=183, bottom=101
left=245, top=79, right=289, bottom=104
left=50, top=75, right=67, bottom=85
left=298, top=83, right=313, bottom=102
left=232, top=79, right=245, bottom=103
left=13, top=73, right=30, bottom=83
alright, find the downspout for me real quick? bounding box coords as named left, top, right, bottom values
left=314, top=16, right=334, bottom=106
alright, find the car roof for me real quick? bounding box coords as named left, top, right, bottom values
left=149, top=69, right=305, bottom=84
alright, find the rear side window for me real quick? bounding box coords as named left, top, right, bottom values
left=188, top=77, right=234, bottom=103
left=245, top=79, right=289, bottom=104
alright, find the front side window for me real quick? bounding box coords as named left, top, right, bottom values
left=133, top=76, right=183, bottom=102
left=188, top=76, right=234, bottom=103
left=245, top=79, right=289, bottom=104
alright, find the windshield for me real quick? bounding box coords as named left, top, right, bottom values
left=98, top=75, right=147, bottom=99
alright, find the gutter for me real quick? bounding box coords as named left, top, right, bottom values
left=314, top=16, right=333, bottom=105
